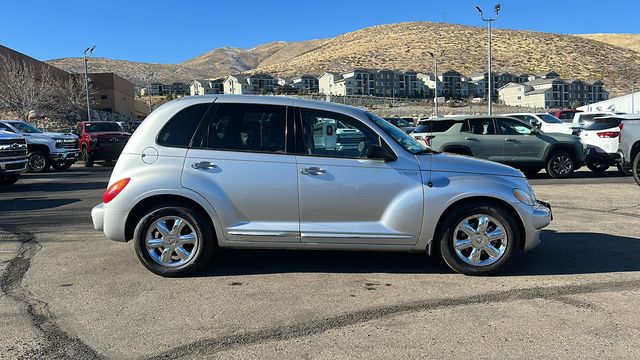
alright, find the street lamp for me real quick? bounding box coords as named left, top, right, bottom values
left=428, top=50, right=445, bottom=117
left=83, top=45, right=95, bottom=121
left=475, top=4, right=501, bottom=115
left=146, top=73, right=154, bottom=113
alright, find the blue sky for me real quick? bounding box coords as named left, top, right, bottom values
left=2, top=0, right=638, bottom=64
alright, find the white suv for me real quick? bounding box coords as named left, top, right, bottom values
left=91, top=95, right=551, bottom=277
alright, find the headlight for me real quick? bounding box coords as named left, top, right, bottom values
left=55, top=141, right=63, bottom=148
left=513, top=188, right=536, bottom=206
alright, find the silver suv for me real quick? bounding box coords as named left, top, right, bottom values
left=91, top=96, right=551, bottom=276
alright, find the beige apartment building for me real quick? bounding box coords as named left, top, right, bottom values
left=190, top=79, right=224, bottom=95
left=499, top=77, right=609, bottom=108
left=319, top=69, right=426, bottom=97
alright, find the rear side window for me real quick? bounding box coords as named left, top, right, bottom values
left=414, top=120, right=456, bottom=133
left=157, top=103, right=212, bottom=147
left=197, top=103, right=287, bottom=153
left=461, top=118, right=496, bottom=135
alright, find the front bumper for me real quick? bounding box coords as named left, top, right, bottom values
left=50, top=150, right=80, bottom=162
left=518, top=200, right=552, bottom=251
left=0, top=159, right=28, bottom=174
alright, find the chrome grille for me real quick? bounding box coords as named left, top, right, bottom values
left=0, top=138, right=26, bottom=146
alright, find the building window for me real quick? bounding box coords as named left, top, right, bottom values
left=100, top=95, right=108, bottom=100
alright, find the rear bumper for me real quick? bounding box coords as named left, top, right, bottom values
left=586, top=147, right=622, bottom=164
left=92, top=203, right=128, bottom=242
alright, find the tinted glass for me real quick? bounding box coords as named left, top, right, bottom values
left=497, top=118, right=533, bottom=135
left=0, top=123, right=15, bottom=133
left=85, top=122, right=123, bottom=133
left=415, top=120, right=456, bottom=133
left=579, top=113, right=610, bottom=123
left=585, top=119, right=621, bottom=130
left=537, top=114, right=563, bottom=124
left=301, top=108, right=379, bottom=158
left=201, top=103, right=287, bottom=153
left=461, top=118, right=496, bottom=135
left=157, top=103, right=211, bottom=147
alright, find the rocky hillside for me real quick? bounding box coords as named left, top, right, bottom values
left=577, top=34, right=640, bottom=54
left=47, top=22, right=640, bottom=95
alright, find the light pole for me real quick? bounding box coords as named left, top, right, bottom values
left=83, top=45, right=95, bottom=121
left=632, top=80, right=636, bottom=114
left=475, top=4, right=501, bottom=115
left=428, top=50, right=445, bottom=117
left=146, top=73, right=154, bottom=113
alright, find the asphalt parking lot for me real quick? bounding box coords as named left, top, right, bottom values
left=1, top=165, right=639, bottom=359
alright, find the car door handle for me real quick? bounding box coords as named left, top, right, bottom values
left=505, top=138, right=517, bottom=142
left=300, top=167, right=326, bottom=175
left=191, top=161, right=218, bottom=170
left=464, top=137, right=477, bottom=141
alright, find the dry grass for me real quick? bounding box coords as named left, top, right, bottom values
left=577, top=34, right=640, bottom=54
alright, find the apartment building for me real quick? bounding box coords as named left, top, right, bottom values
left=499, top=77, right=609, bottom=108
left=291, top=75, right=319, bottom=93
left=319, top=69, right=426, bottom=97
left=190, top=79, right=224, bottom=96
left=222, top=74, right=278, bottom=95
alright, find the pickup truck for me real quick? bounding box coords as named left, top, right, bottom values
left=617, top=114, right=640, bottom=185
left=75, top=121, right=131, bottom=167
left=0, top=130, right=28, bottom=185
left=0, top=120, right=79, bottom=173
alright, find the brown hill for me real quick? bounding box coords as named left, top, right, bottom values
left=252, top=22, right=640, bottom=96
left=577, top=34, right=640, bottom=54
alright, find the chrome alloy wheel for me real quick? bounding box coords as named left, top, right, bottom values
left=28, top=153, right=47, bottom=172
left=453, top=215, right=508, bottom=267
left=145, top=216, right=199, bottom=267
left=551, top=154, right=573, bottom=176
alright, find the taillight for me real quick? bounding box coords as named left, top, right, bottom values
left=619, top=123, right=624, bottom=143
left=596, top=131, right=619, bottom=138
left=103, top=178, right=130, bottom=204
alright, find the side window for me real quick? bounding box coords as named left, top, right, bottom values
left=200, top=103, right=287, bottom=153
left=497, top=118, right=533, bottom=135
left=157, top=103, right=212, bottom=148
left=300, top=108, right=380, bottom=159
left=462, top=118, right=496, bottom=135
left=0, top=123, right=15, bottom=133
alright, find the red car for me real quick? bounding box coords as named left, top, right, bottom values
left=549, top=109, right=582, bottom=123
left=75, top=121, right=131, bottom=167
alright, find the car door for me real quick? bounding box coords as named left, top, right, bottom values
left=182, top=99, right=300, bottom=243
left=295, top=107, right=423, bottom=246
left=496, top=117, right=545, bottom=165
left=460, top=118, right=506, bottom=162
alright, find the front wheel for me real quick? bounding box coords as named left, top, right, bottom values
left=0, top=175, right=20, bottom=186
left=586, top=158, right=609, bottom=173
left=133, top=205, right=214, bottom=277
left=27, top=151, right=50, bottom=173
left=82, top=148, right=94, bottom=167
left=546, top=151, right=575, bottom=178
left=438, top=202, right=521, bottom=276
left=633, top=152, right=640, bottom=186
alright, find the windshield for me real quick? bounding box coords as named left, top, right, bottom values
left=11, top=122, right=43, bottom=134
left=537, top=114, right=564, bottom=124
left=85, top=122, right=122, bottom=133
left=365, top=112, right=428, bottom=154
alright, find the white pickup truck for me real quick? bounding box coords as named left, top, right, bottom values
left=0, top=120, right=79, bottom=173
left=0, top=130, right=28, bottom=185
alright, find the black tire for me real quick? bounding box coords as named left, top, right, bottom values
left=523, top=168, right=541, bottom=178
left=633, top=152, right=640, bottom=187
left=585, top=158, right=609, bottom=173
left=133, top=205, right=214, bottom=277
left=82, top=148, right=94, bottom=167
left=0, top=175, right=19, bottom=186
left=27, top=151, right=50, bottom=173
left=438, top=202, right=521, bottom=276
left=51, top=161, right=73, bottom=170
left=617, top=163, right=633, bottom=176
left=546, top=151, right=575, bottom=178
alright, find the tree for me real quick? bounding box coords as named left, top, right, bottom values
left=0, top=55, right=58, bottom=119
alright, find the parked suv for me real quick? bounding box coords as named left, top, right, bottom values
left=92, top=96, right=551, bottom=277
left=0, top=120, right=79, bottom=173
left=76, top=121, right=131, bottom=167
left=617, top=114, right=640, bottom=185
left=505, top=113, right=576, bottom=135
left=411, top=116, right=586, bottom=178
left=578, top=116, right=623, bottom=173
left=0, top=130, right=28, bottom=185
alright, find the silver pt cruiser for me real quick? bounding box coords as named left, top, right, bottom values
left=92, top=95, right=551, bottom=276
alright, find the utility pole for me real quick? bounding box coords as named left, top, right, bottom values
left=146, top=73, right=154, bottom=113
left=475, top=4, right=501, bottom=115
left=428, top=50, right=445, bottom=117
left=83, top=45, right=96, bottom=121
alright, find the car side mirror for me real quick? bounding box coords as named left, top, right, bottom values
left=367, top=144, right=397, bottom=161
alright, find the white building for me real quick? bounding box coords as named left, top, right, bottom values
left=190, top=79, right=224, bottom=96
left=578, top=91, right=640, bottom=114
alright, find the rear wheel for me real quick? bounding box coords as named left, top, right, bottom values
left=618, top=163, right=633, bottom=176
left=82, top=148, right=94, bottom=167
left=586, top=158, right=609, bottom=173
left=27, top=151, right=50, bottom=173
left=633, top=152, right=640, bottom=186
left=438, top=202, right=521, bottom=276
left=0, top=175, right=19, bottom=186
left=134, top=205, right=214, bottom=277
left=546, top=151, right=575, bottom=178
